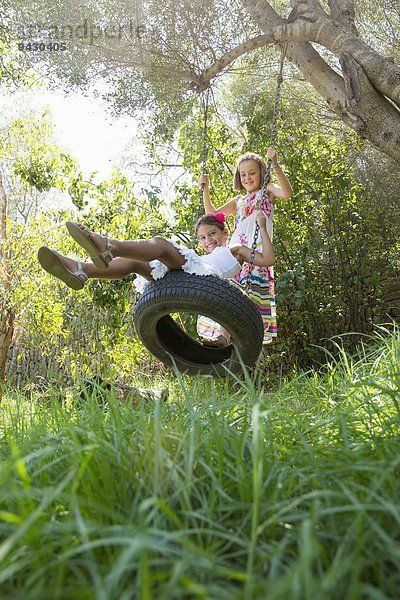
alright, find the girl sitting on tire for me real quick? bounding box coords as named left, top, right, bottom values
left=38, top=212, right=274, bottom=293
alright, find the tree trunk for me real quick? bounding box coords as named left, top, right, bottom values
left=237, top=0, right=400, bottom=162
left=0, top=170, right=14, bottom=400
left=0, top=299, right=14, bottom=395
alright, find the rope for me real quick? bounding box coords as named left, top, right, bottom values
left=246, top=43, right=287, bottom=290
left=191, top=87, right=210, bottom=249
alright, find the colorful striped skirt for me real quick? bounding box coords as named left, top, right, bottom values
left=233, top=263, right=277, bottom=345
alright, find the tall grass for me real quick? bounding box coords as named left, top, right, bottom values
left=0, top=327, right=399, bottom=599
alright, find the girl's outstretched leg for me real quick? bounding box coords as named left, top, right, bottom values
left=66, top=222, right=186, bottom=270
left=84, top=257, right=153, bottom=280
left=112, top=236, right=187, bottom=270
left=38, top=247, right=153, bottom=289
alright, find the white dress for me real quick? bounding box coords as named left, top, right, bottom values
left=134, top=242, right=241, bottom=294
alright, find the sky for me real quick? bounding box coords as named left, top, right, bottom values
left=12, top=88, right=139, bottom=178
left=0, top=85, right=143, bottom=179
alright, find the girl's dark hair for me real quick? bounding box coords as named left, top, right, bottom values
left=195, top=214, right=227, bottom=235
left=233, top=152, right=269, bottom=192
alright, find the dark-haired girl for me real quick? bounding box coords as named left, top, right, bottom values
left=37, top=212, right=274, bottom=293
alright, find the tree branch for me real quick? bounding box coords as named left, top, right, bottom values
left=240, top=0, right=284, bottom=28
left=328, top=0, right=357, bottom=33
left=269, top=0, right=400, bottom=107
left=237, top=0, right=400, bottom=159
left=192, top=33, right=274, bottom=91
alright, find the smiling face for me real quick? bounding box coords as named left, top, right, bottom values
left=239, top=159, right=262, bottom=193
left=197, top=223, right=228, bottom=254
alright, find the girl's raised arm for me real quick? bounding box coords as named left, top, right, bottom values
left=265, top=147, right=293, bottom=201
left=198, top=174, right=238, bottom=217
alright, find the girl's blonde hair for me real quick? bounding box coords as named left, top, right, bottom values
left=233, top=152, right=268, bottom=192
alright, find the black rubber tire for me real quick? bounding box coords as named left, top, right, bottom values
left=133, top=271, right=263, bottom=376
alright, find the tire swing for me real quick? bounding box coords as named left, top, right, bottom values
left=134, top=47, right=287, bottom=377
left=134, top=270, right=264, bottom=376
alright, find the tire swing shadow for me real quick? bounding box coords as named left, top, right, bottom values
left=168, top=341, right=261, bottom=383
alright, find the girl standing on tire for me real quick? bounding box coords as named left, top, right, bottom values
left=37, top=213, right=274, bottom=293
left=198, top=147, right=292, bottom=344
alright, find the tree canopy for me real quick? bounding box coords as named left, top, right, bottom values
left=4, top=0, right=400, bottom=161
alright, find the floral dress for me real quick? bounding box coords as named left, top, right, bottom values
left=229, top=190, right=277, bottom=345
